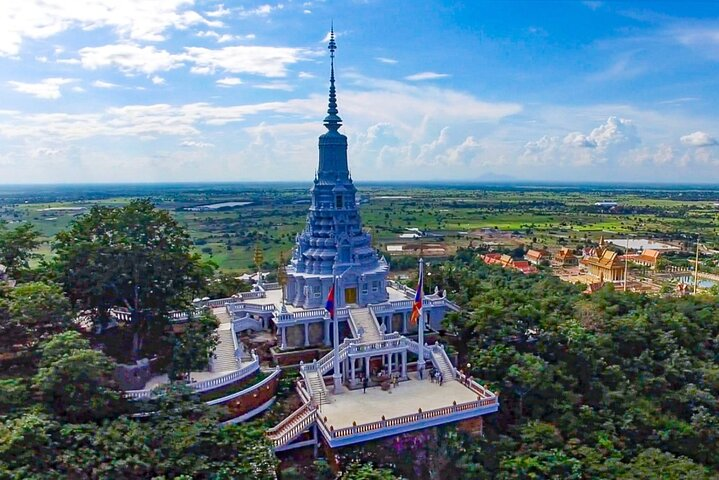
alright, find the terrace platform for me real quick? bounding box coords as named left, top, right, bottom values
left=320, top=372, right=484, bottom=431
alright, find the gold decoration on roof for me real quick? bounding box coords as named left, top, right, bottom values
left=254, top=242, right=264, bottom=270
left=277, top=252, right=288, bottom=287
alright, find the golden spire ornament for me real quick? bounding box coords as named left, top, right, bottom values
left=277, top=252, right=288, bottom=308
left=254, top=242, right=264, bottom=286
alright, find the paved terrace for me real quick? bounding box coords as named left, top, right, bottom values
left=319, top=373, right=479, bottom=430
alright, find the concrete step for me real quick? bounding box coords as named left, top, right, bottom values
left=211, top=326, right=239, bottom=373
left=349, top=308, right=381, bottom=342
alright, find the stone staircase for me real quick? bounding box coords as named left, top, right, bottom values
left=349, top=307, right=381, bottom=343
left=210, top=323, right=238, bottom=373
left=267, top=402, right=317, bottom=450
left=305, top=370, right=330, bottom=405
left=431, top=348, right=455, bottom=383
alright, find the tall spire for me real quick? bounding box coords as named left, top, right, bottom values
left=324, top=24, right=342, bottom=131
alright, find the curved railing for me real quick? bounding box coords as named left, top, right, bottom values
left=206, top=367, right=281, bottom=405
left=125, top=352, right=260, bottom=400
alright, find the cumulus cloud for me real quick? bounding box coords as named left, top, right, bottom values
left=0, top=0, right=222, bottom=56
left=7, top=77, right=75, bottom=99
left=183, top=45, right=315, bottom=77
left=680, top=131, right=717, bottom=147
left=523, top=117, right=640, bottom=166
left=151, top=75, right=166, bottom=85
left=79, top=44, right=181, bottom=75
left=205, top=4, right=230, bottom=18
left=405, top=72, right=450, bottom=81
left=77, top=43, right=312, bottom=77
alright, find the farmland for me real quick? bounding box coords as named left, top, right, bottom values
left=1, top=182, right=717, bottom=273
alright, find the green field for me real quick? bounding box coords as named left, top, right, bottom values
left=1, top=183, right=717, bottom=272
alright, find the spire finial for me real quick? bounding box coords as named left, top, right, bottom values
left=324, top=24, right=341, bottom=130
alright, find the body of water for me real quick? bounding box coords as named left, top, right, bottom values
left=678, top=276, right=717, bottom=288
left=185, top=201, right=252, bottom=211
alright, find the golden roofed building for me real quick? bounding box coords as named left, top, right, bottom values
left=633, top=249, right=661, bottom=269
left=581, top=242, right=625, bottom=282
left=554, top=247, right=577, bottom=266
left=524, top=249, right=548, bottom=265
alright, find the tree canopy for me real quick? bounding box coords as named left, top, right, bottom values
left=51, top=199, right=207, bottom=358
left=0, top=222, right=41, bottom=278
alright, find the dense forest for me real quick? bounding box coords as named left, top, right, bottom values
left=335, top=249, right=719, bottom=479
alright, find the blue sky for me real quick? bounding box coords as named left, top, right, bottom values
left=1, top=0, right=719, bottom=184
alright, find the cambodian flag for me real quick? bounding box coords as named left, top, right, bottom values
left=410, top=275, right=423, bottom=324
left=325, top=284, right=335, bottom=319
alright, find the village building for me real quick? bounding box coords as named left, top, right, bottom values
left=580, top=237, right=625, bottom=282
left=632, top=249, right=661, bottom=269
left=480, top=253, right=537, bottom=274
left=524, top=249, right=548, bottom=265
left=553, top=247, right=577, bottom=266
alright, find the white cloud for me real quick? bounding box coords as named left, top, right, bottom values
left=151, top=75, right=166, bottom=85
left=7, top=77, right=75, bottom=99
left=680, top=131, right=717, bottom=147
left=205, top=4, right=230, bottom=18
left=523, top=117, right=640, bottom=166
left=253, top=82, right=294, bottom=91
left=376, top=57, right=398, bottom=64
left=183, top=45, right=314, bottom=77
left=405, top=71, right=450, bottom=81
left=79, top=44, right=181, bottom=74
left=298, top=71, right=315, bottom=79
left=180, top=140, right=214, bottom=148
left=92, top=80, right=120, bottom=89
left=238, top=4, right=284, bottom=17
left=216, top=77, right=243, bottom=86
left=0, top=0, right=222, bottom=56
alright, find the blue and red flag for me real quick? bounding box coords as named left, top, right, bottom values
left=325, top=284, right=335, bottom=319
left=410, top=275, right=423, bottom=324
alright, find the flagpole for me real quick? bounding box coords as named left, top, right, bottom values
left=332, top=274, right=342, bottom=393
left=418, top=257, right=424, bottom=375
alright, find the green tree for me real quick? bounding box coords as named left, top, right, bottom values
left=52, top=199, right=206, bottom=358
left=0, top=281, right=71, bottom=355
left=0, top=222, right=40, bottom=277
left=33, top=333, right=123, bottom=422
left=199, top=272, right=252, bottom=299
left=341, top=461, right=401, bottom=480
left=168, top=308, right=220, bottom=381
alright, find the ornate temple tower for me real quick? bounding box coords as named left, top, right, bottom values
left=285, top=28, right=389, bottom=309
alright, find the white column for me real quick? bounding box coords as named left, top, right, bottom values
left=388, top=353, right=393, bottom=374
left=365, top=356, right=370, bottom=378
left=401, top=351, right=407, bottom=377
left=351, top=358, right=355, bottom=383
left=280, top=327, right=287, bottom=350
left=304, top=322, right=310, bottom=346
left=324, top=318, right=330, bottom=346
